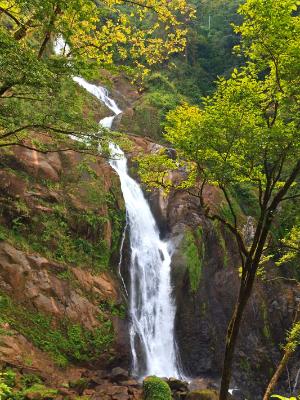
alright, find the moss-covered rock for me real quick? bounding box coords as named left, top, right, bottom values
left=143, top=376, right=172, bottom=400
left=182, top=227, right=205, bottom=293
left=23, top=383, right=58, bottom=399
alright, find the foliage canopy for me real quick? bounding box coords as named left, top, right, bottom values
left=0, top=0, right=192, bottom=152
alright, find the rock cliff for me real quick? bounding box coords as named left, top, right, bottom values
left=122, top=137, right=300, bottom=399
left=0, top=140, right=141, bottom=399
left=0, top=73, right=299, bottom=400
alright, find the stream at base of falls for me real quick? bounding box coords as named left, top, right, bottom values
left=54, top=37, right=182, bottom=379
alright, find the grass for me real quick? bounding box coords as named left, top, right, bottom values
left=22, top=384, right=58, bottom=398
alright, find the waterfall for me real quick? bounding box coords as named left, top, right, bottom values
left=109, top=144, right=181, bottom=379
left=54, top=37, right=181, bottom=379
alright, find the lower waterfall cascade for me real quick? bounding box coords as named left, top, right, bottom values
left=109, top=143, right=182, bottom=379
left=54, top=36, right=182, bottom=379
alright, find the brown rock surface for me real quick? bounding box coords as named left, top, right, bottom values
left=0, top=332, right=84, bottom=385
left=0, top=241, right=107, bottom=329
left=0, top=138, right=129, bottom=384
left=14, top=146, right=62, bottom=181
left=72, top=267, right=118, bottom=301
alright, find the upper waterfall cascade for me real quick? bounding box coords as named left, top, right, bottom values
left=54, top=37, right=181, bottom=379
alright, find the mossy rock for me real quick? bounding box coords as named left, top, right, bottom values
left=186, top=389, right=219, bottom=400
left=143, top=376, right=172, bottom=400
left=23, top=383, right=58, bottom=399
left=69, top=378, right=88, bottom=394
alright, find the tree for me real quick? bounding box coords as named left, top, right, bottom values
left=159, top=0, right=243, bottom=103
left=278, top=225, right=300, bottom=267
left=0, top=0, right=193, bottom=153
left=263, top=319, right=300, bottom=400
left=262, top=224, right=300, bottom=399
left=138, top=1, right=300, bottom=399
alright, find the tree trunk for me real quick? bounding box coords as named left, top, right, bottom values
left=0, top=83, right=13, bottom=96
left=216, top=161, right=300, bottom=400
left=264, top=315, right=299, bottom=399
left=263, top=349, right=293, bottom=400
left=14, top=25, right=28, bottom=40
left=219, top=268, right=257, bottom=400
left=38, top=4, right=61, bottom=59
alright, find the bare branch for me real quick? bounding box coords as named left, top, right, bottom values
left=280, top=193, right=300, bottom=202
left=0, top=141, right=98, bottom=157
left=0, top=124, right=97, bottom=141
left=0, top=95, right=43, bottom=101
left=269, top=160, right=300, bottom=211
left=220, top=185, right=238, bottom=230
left=206, top=212, right=249, bottom=258
left=265, top=277, right=299, bottom=284
left=120, top=0, right=157, bottom=11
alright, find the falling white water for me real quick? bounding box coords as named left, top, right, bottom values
left=54, top=36, right=181, bottom=379
left=109, top=143, right=180, bottom=378
left=73, top=77, right=122, bottom=118
left=54, top=36, right=121, bottom=127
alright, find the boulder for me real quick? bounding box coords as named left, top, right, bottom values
left=111, top=367, right=129, bottom=382
left=167, top=377, right=189, bottom=392
left=230, top=389, right=245, bottom=400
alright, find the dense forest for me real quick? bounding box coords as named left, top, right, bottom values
left=0, top=1, right=299, bottom=400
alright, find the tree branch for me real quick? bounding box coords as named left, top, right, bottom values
left=38, top=3, right=61, bottom=59
left=265, top=277, right=299, bottom=284
left=0, top=141, right=97, bottom=157
left=0, top=95, right=43, bottom=101
left=206, top=212, right=249, bottom=258
left=269, top=160, right=300, bottom=211
left=0, top=124, right=96, bottom=141
left=0, top=6, right=21, bottom=25
left=280, top=193, right=300, bottom=202
left=120, top=0, right=157, bottom=11
left=220, top=185, right=238, bottom=230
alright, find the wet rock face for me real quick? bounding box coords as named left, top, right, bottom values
left=172, top=226, right=241, bottom=378
left=143, top=181, right=300, bottom=399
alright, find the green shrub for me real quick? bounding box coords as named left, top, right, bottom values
left=143, top=376, right=172, bottom=400
left=0, top=373, right=13, bottom=400
left=20, top=373, right=42, bottom=388
left=69, top=378, right=88, bottom=393
left=2, top=369, right=16, bottom=387
left=22, top=384, right=58, bottom=399
left=144, top=73, right=177, bottom=93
